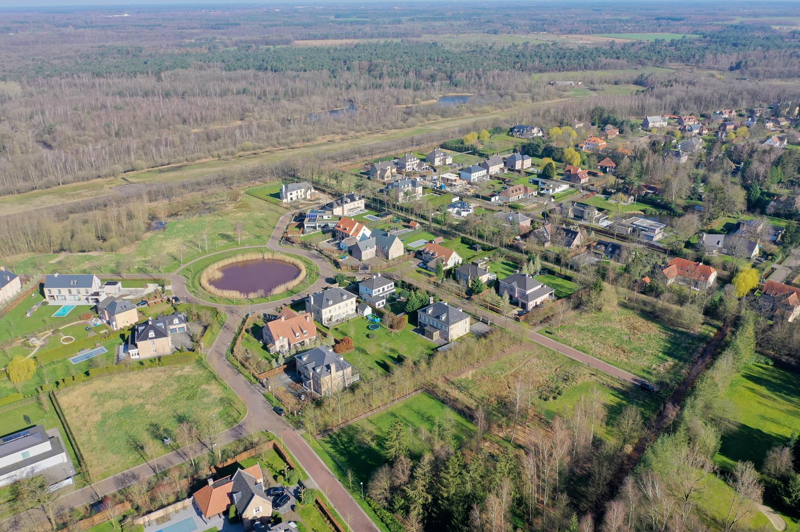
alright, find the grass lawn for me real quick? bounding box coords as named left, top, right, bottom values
left=400, top=230, right=439, bottom=248
left=441, top=237, right=490, bottom=262
left=694, top=474, right=775, bottom=531
left=300, top=232, right=330, bottom=245
left=57, top=360, right=245, bottom=479
left=535, top=274, right=579, bottom=298
left=5, top=195, right=283, bottom=276
left=422, top=192, right=453, bottom=208
left=451, top=153, right=483, bottom=166
left=543, top=306, right=714, bottom=385
left=352, top=210, right=380, bottom=223
left=245, top=182, right=286, bottom=206
left=488, top=258, right=519, bottom=279
left=120, top=279, right=165, bottom=289
left=582, top=195, right=664, bottom=215
left=240, top=318, right=274, bottom=362
left=552, top=188, right=580, bottom=202
left=0, top=295, right=92, bottom=345
left=716, top=364, right=800, bottom=471
left=318, top=392, right=474, bottom=481
left=329, top=318, right=437, bottom=381
left=182, top=249, right=319, bottom=306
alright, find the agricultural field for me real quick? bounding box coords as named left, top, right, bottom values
left=57, top=361, right=245, bottom=479
left=5, top=195, right=284, bottom=276
left=317, top=392, right=475, bottom=480
left=596, top=33, right=699, bottom=41
left=328, top=318, right=437, bottom=381
left=543, top=306, right=714, bottom=385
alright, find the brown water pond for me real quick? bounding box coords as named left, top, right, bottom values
left=207, top=259, right=301, bottom=295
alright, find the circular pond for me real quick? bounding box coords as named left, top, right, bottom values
left=202, top=254, right=305, bottom=300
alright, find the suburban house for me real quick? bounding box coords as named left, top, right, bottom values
left=193, top=464, right=271, bottom=530
left=678, top=137, right=704, bottom=154
left=417, top=302, right=471, bottom=342
left=505, top=152, right=532, bottom=171
left=498, top=273, right=556, bottom=311
left=440, top=173, right=461, bottom=188
left=510, top=125, right=543, bottom=138
left=561, top=202, right=609, bottom=225
left=454, top=263, right=495, bottom=287
left=598, top=157, right=616, bottom=173
left=671, top=150, right=689, bottom=164
left=735, top=219, right=784, bottom=243
left=678, top=116, right=698, bottom=126
left=296, top=346, right=358, bottom=396
left=763, top=136, right=788, bottom=149
left=532, top=224, right=585, bottom=249
left=603, top=125, right=619, bottom=139
left=0, top=425, right=70, bottom=488
left=759, top=281, right=800, bottom=323
left=369, top=161, right=396, bottom=181
left=446, top=200, right=474, bottom=218
left=302, top=209, right=339, bottom=234
left=643, top=116, right=668, bottom=129
left=564, top=166, right=590, bottom=185
left=350, top=237, right=378, bottom=261
left=373, top=229, right=405, bottom=260
left=306, top=288, right=357, bottom=326
left=593, top=240, right=624, bottom=261
left=495, top=212, right=532, bottom=233
left=498, top=185, right=536, bottom=203
left=279, top=182, right=315, bottom=203
left=531, top=223, right=555, bottom=248
left=262, top=308, right=317, bottom=354
left=460, top=165, right=488, bottom=182
left=333, top=217, right=371, bottom=241
left=426, top=148, right=453, bottom=166
left=396, top=153, right=420, bottom=173
left=719, top=121, right=737, bottom=133
left=481, top=155, right=505, bottom=176
left=44, top=274, right=103, bottom=305
left=419, top=243, right=463, bottom=271
left=767, top=195, right=800, bottom=216
left=0, top=270, right=21, bottom=305
left=359, top=274, right=395, bottom=308
left=326, top=194, right=365, bottom=217
left=579, top=136, right=607, bottom=152
left=127, top=313, right=188, bottom=359
left=383, top=179, right=423, bottom=202
left=661, top=258, right=717, bottom=290
left=700, top=233, right=759, bottom=260
left=681, top=124, right=708, bottom=137
left=96, top=297, right=139, bottom=330
left=617, top=217, right=666, bottom=242
left=532, top=178, right=570, bottom=195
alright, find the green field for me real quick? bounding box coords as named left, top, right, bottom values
left=318, top=392, right=474, bottom=480
left=5, top=195, right=283, bottom=276
left=544, top=307, right=714, bottom=384
left=400, top=230, right=439, bottom=248
left=57, top=361, right=245, bottom=479
left=582, top=195, right=664, bottom=215
left=245, top=182, right=286, bottom=206
left=535, top=274, right=579, bottom=298
left=487, top=258, right=519, bottom=279
left=441, top=237, right=491, bottom=262
left=597, top=33, right=699, bottom=41
left=329, top=318, right=437, bottom=381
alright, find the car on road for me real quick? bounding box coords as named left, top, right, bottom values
left=638, top=381, right=656, bottom=393
left=273, top=406, right=286, bottom=417
left=266, top=486, right=287, bottom=497
left=274, top=493, right=291, bottom=510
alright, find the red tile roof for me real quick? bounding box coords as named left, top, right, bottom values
left=662, top=258, right=716, bottom=282
left=763, top=280, right=800, bottom=308
left=334, top=217, right=366, bottom=237
left=193, top=464, right=263, bottom=518
left=265, top=311, right=317, bottom=348
left=422, top=243, right=456, bottom=262
left=598, top=157, right=616, bottom=168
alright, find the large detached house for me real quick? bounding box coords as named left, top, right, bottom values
left=643, top=116, right=668, bottom=129
left=564, top=166, right=590, bottom=185
left=510, top=125, right=543, bottom=139
left=481, top=155, right=505, bottom=176
left=296, top=346, right=357, bottom=396
left=0, top=425, right=69, bottom=488
left=0, top=270, right=21, bottom=305
left=579, top=137, right=607, bottom=152
left=334, top=217, right=371, bottom=241
left=759, top=281, right=800, bottom=323
left=193, top=464, right=270, bottom=530
left=505, top=152, right=532, bottom=171
left=326, top=194, right=365, bottom=217
left=454, top=263, right=495, bottom=287
left=661, top=258, right=717, bottom=290
left=417, top=302, right=471, bottom=342
left=127, top=313, right=187, bottom=359
left=419, top=243, right=463, bottom=271
left=498, top=273, right=555, bottom=311
left=359, top=274, right=395, bottom=308
left=369, top=161, right=396, bottom=181
left=460, top=165, right=488, bottom=182
left=495, top=212, right=532, bottom=233
left=426, top=148, right=452, bottom=166
left=279, top=182, right=314, bottom=203
left=383, top=179, right=423, bottom=202
left=498, top=185, right=536, bottom=203
left=97, top=297, right=139, bottom=330
left=44, top=274, right=102, bottom=305
left=306, top=288, right=357, bottom=326
left=262, top=308, right=317, bottom=354
left=396, top=153, right=420, bottom=173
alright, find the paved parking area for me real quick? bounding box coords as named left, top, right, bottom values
left=142, top=505, right=241, bottom=532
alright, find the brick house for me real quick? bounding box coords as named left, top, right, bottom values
left=296, top=346, right=358, bottom=396
left=564, top=166, right=590, bottom=185
left=759, top=281, right=800, bottom=323
left=661, top=258, right=717, bottom=290
left=262, top=308, right=317, bottom=354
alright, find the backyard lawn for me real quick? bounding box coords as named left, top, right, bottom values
left=57, top=360, right=245, bottom=479
left=329, top=318, right=437, bottom=380
left=582, top=195, right=664, bottom=215
left=0, top=295, right=91, bottom=345
left=318, top=392, right=475, bottom=481
left=400, top=230, right=439, bottom=248
left=543, top=307, right=714, bottom=385
left=488, top=258, right=518, bottom=279
left=441, top=237, right=490, bottom=262
left=535, top=274, right=579, bottom=298
left=245, top=182, right=286, bottom=206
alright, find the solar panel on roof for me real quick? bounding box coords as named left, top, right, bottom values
left=2, top=429, right=31, bottom=444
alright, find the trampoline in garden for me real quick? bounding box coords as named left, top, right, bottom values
left=368, top=323, right=381, bottom=330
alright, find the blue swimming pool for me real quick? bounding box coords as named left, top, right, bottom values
left=69, top=346, right=108, bottom=365
left=155, top=518, right=197, bottom=532
left=52, top=305, right=76, bottom=317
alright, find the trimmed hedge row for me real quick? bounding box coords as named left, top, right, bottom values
left=366, top=498, right=405, bottom=532
left=0, top=393, right=24, bottom=407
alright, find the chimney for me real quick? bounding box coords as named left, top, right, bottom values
left=54, top=272, right=59, bottom=277
left=305, top=315, right=310, bottom=322
left=207, top=477, right=214, bottom=486
left=281, top=316, right=285, bottom=321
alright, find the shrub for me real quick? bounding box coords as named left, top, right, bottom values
left=333, top=337, right=354, bottom=354
left=285, top=468, right=300, bottom=486
left=389, top=315, right=407, bottom=331
left=228, top=505, right=238, bottom=523
left=0, top=393, right=24, bottom=407
left=7, top=356, right=36, bottom=384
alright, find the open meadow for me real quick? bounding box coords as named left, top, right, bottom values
left=57, top=360, right=245, bottom=479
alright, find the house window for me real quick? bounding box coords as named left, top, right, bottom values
left=253, top=507, right=261, bottom=515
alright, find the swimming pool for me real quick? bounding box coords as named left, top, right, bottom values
left=155, top=518, right=197, bottom=532
left=69, top=346, right=108, bottom=365
left=52, top=305, right=76, bottom=317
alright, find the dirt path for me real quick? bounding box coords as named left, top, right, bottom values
left=757, top=504, right=786, bottom=531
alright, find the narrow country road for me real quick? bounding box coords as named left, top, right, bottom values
left=45, top=208, right=379, bottom=532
